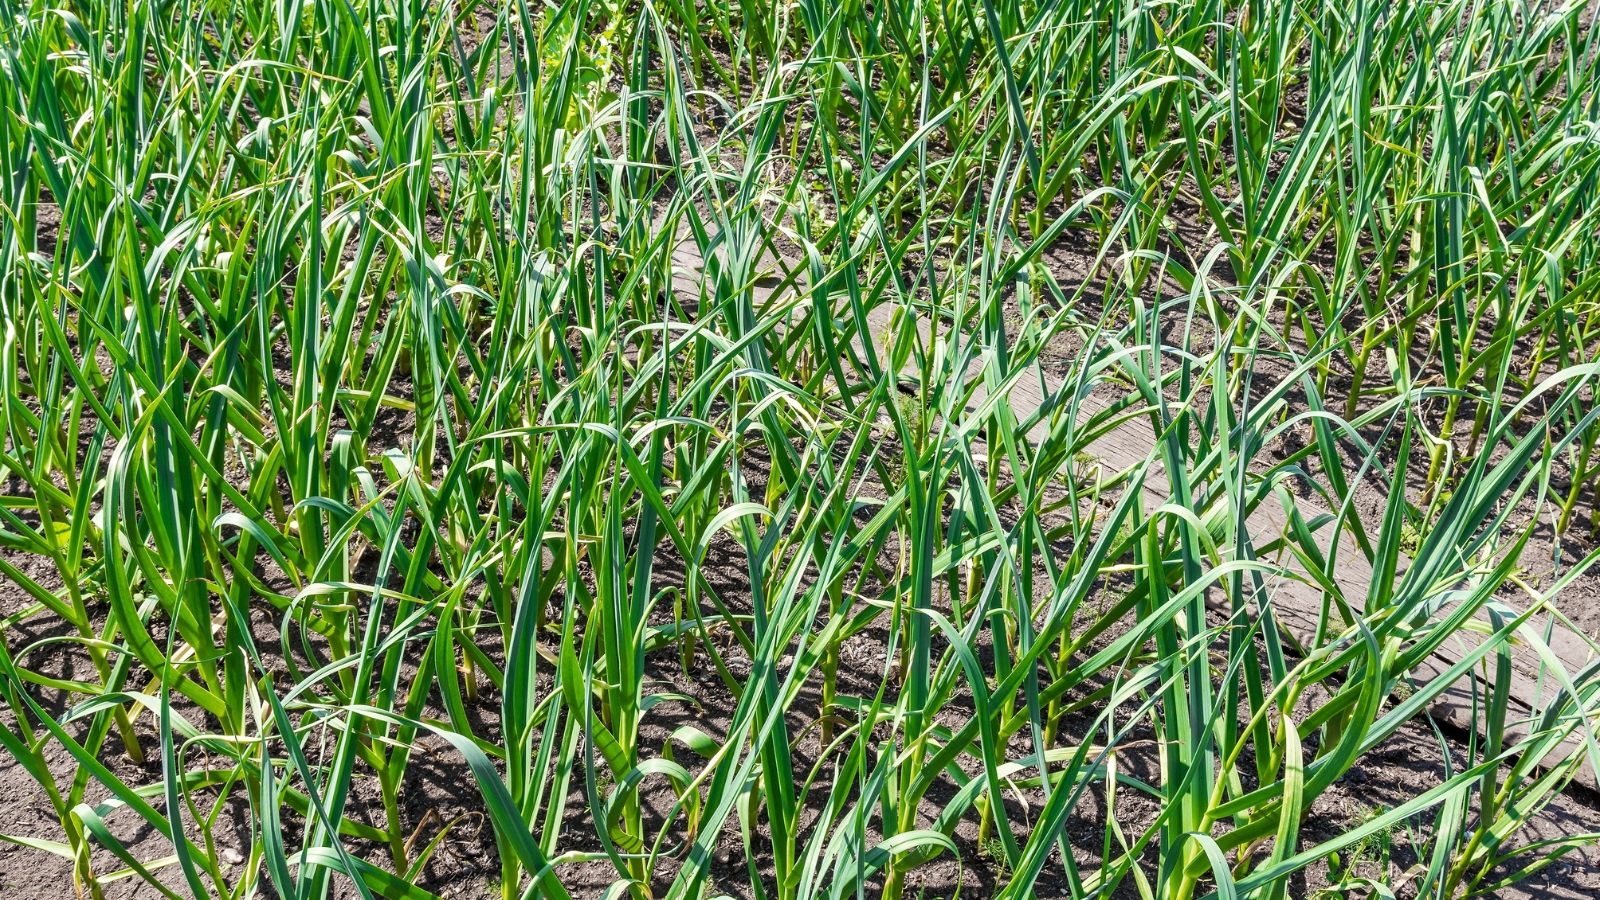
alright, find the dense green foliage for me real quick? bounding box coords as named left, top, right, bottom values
left=3, top=0, right=1600, bottom=898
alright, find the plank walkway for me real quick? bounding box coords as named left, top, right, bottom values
left=665, top=225, right=1600, bottom=788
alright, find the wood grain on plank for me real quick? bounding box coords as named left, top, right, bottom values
left=665, top=222, right=1599, bottom=787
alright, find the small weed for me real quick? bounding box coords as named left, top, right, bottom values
left=981, top=837, right=1011, bottom=880
left=1324, top=806, right=1401, bottom=888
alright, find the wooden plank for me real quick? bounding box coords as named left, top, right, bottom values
left=664, top=223, right=1599, bottom=786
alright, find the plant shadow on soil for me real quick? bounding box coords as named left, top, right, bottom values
left=8, top=107, right=1600, bottom=897
left=6, top=432, right=1600, bottom=900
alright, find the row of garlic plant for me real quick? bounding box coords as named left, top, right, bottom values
left=1, top=1, right=1599, bottom=899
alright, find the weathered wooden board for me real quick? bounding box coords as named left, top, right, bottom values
left=664, top=223, right=1599, bottom=787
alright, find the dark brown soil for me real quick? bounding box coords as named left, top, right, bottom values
left=8, top=457, right=1600, bottom=900
left=7, top=46, right=1600, bottom=900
